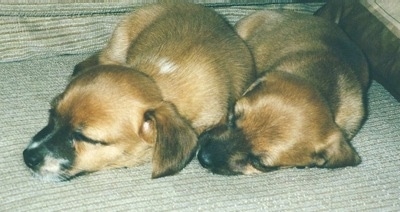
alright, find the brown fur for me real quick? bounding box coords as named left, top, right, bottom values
left=197, top=11, right=369, bottom=175
left=23, top=3, right=255, bottom=181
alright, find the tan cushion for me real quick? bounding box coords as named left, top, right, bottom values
left=316, top=0, right=400, bottom=101
left=0, top=1, right=325, bottom=63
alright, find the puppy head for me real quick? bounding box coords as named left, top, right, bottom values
left=23, top=65, right=197, bottom=181
left=198, top=73, right=361, bottom=175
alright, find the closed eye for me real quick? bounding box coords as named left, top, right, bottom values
left=72, top=132, right=108, bottom=146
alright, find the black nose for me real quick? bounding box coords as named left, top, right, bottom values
left=197, top=130, right=228, bottom=170
left=198, top=140, right=229, bottom=170
left=23, top=149, right=43, bottom=169
left=197, top=148, right=213, bottom=168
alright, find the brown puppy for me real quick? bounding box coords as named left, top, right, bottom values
left=22, top=3, right=255, bottom=181
left=197, top=10, right=369, bottom=175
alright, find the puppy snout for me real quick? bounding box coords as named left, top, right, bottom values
left=23, top=149, right=43, bottom=169
left=197, top=140, right=228, bottom=170
left=197, top=147, right=213, bottom=169
left=197, top=126, right=236, bottom=171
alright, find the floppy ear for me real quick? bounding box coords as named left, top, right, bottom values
left=316, top=131, right=361, bottom=168
left=147, top=101, right=198, bottom=178
left=72, top=52, right=100, bottom=76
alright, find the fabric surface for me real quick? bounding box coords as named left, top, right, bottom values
left=0, top=2, right=324, bottom=63
left=362, top=0, right=400, bottom=37
left=0, top=54, right=399, bottom=211
left=0, top=0, right=326, bottom=4
left=315, top=0, right=400, bottom=102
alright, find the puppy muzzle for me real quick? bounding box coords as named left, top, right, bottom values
left=23, top=143, right=74, bottom=181
left=23, top=123, right=77, bottom=181
left=197, top=125, right=251, bottom=175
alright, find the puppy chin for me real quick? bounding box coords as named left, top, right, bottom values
left=28, top=157, right=78, bottom=182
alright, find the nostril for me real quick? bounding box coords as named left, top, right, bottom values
left=23, top=149, right=43, bottom=168
left=197, top=148, right=213, bottom=168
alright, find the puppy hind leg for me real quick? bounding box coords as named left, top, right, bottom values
left=99, top=5, right=167, bottom=66
left=335, top=90, right=366, bottom=140
left=317, top=130, right=361, bottom=168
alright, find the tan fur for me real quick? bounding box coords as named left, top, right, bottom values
left=78, top=3, right=255, bottom=134
left=24, top=3, right=255, bottom=180
left=197, top=11, right=369, bottom=175
left=57, top=66, right=160, bottom=176
left=71, top=3, right=256, bottom=178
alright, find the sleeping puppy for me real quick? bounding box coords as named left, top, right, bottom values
left=22, top=3, right=255, bottom=181
left=197, top=10, right=369, bottom=175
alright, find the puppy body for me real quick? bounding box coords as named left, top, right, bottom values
left=88, top=3, right=254, bottom=134
left=23, top=3, right=255, bottom=181
left=198, top=11, right=369, bottom=175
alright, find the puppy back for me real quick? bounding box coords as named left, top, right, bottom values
left=236, top=10, right=369, bottom=139
left=121, top=3, right=255, bottom=131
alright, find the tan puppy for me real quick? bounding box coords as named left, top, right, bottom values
left=22, top=3, right=255, bottom=181
left=197, top=10, right=369, bottom=175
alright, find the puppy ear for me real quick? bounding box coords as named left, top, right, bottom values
left=316, top=131, right=361, bottom=168
left=148, top=101, right=198, bottom=178
left=72, top=52, right=100, bottom=76
left=139, top=112, right=157, bottom=145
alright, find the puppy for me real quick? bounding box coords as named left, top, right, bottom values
left=197, top=10, right=369, bottom=175
left=22, top=3, right=255, bottom=181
